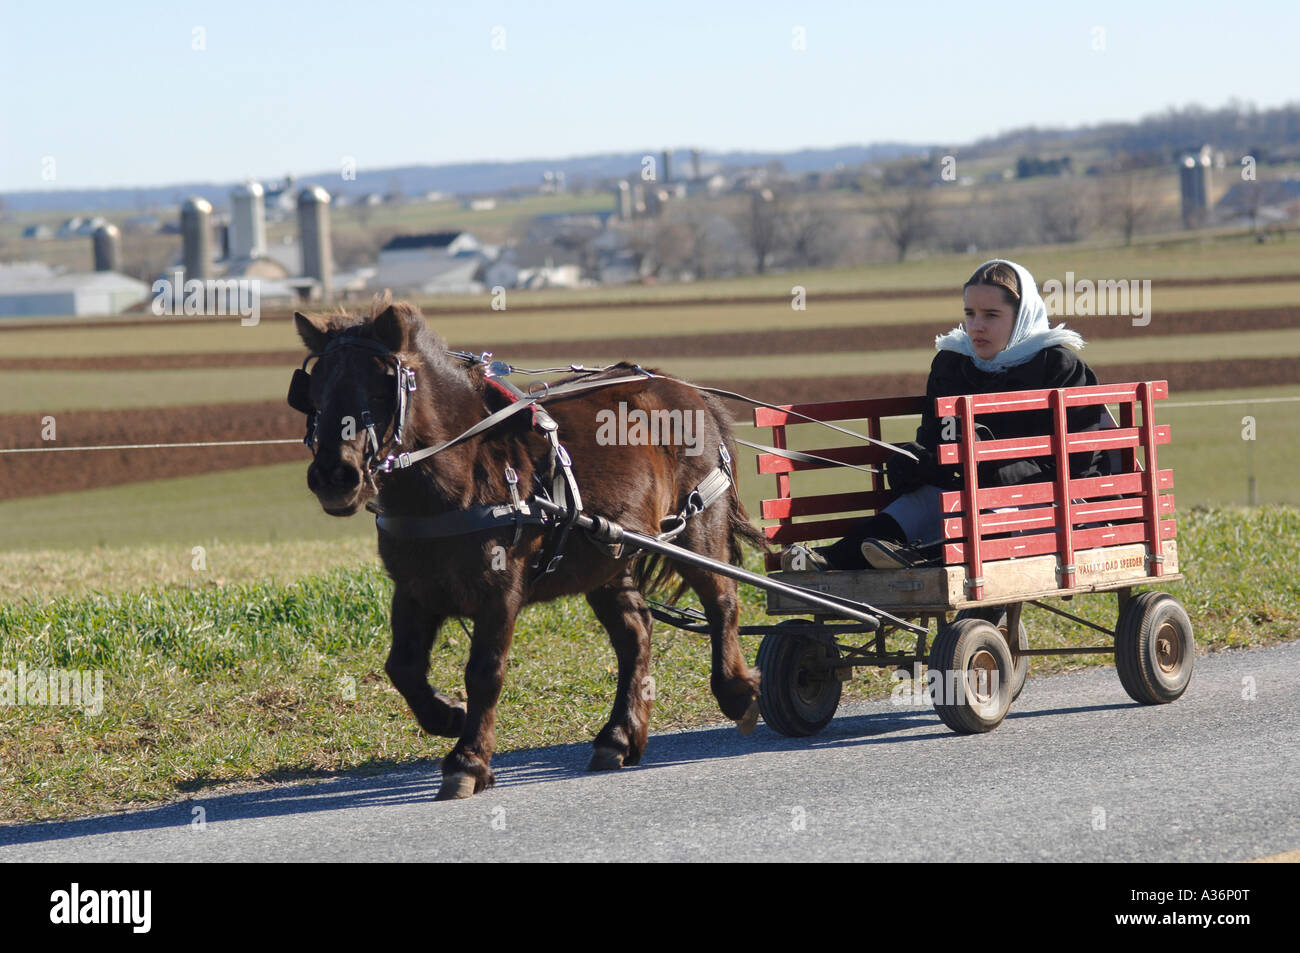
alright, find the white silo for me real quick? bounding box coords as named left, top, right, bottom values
left=297, top=186, right=333, bottom=299
left=92, top=223, right=121, bottom=272
left=230, top=181, right=267, bottom=259
left=181, top=197, right=213, bottom=282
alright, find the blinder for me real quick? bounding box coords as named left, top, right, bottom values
left=287, top=367, right=313, bottom=414
left=287, top=332, right=417, bottom=477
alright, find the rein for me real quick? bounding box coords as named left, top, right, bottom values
left=287, top=337, right=918, bottom=582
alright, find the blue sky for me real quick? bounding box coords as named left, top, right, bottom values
left=2, top=0, right=1297, bottom=191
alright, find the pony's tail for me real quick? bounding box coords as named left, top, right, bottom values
left=632, top=413, right=769, bottom=605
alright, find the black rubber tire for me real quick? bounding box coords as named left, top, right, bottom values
left=1115, top=591, right=1195, bottom=704
left=955, top=606, right=1029, bottom=701
left=927, top=618, right=1015, bottom=734
left=756, top=620, right=843, bottom=737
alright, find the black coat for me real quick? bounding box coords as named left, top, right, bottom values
left=887, top=345, right=1109, bottom=493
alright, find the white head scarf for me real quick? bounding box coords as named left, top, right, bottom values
left=935, top=258, right=1085, bottom=372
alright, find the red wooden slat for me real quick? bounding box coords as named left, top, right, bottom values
left=943, top=519, right=1176, bottom=565
left=761, top=489, right=892, bottom=520
left=941, top=495, right=1175, bottom=541
left=940, top=469, right=1175, bottom=514
left=1139, top=381, right=1165, bottom=576
left=944, top=506, right=1059, bottom=539
left=1073, top=518, right=1177, bottom=550
left=1049, top=390, right=1076, bottom=587
left=944, top=530, right=1058, bottom=564
left=958, top=395, right=984, bottom=599
left=757, top=442, right=895, bottom=475
left=937, top=425, right=1170, bottom=465
left=762, top=516, right=869, bottom=545
left=753, top=395, right=926, bottom=428
left=934, top=381, right=1169, bottom=417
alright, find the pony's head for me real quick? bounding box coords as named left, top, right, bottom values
left=291, top=294, right=430, bottom=516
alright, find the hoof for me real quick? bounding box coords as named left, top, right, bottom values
left=735, top=698, right=760, bottom=735
left=435, top=772, right=478, bottom=801
left=587, top=746, right=625, bottom=771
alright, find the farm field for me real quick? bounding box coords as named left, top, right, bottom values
left=3, top=322, right=1298, bottom=412
left=4, top=280, right=1300, bottom=356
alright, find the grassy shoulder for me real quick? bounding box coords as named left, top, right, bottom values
left=1, top=504, right=1296, bottom=825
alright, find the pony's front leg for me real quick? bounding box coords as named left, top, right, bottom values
left=437, top=597, right=519, bottom=800
left=385, top=589, right=466, bottom=737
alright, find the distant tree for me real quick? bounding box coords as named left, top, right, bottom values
left=877, top=187, right=936, bottom=263
left=782, top=202, right=835, bottom=267
left=738, top=188, right=784, bottom=274
left=1033, top=185, right=1092, bottom=244
left=652, top=219, right=695, bottom=278
left=1099, top=173, right=1158, bottom=245
left=623, top=217, right=659, bottom=278
left=680, top=208, right=717, bottom=279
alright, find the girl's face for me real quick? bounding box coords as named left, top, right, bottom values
left=963, top=285, right=1017, bottom=361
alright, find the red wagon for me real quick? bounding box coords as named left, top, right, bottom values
left=743, top=379, right=1191, bottom=737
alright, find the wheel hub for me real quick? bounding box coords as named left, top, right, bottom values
left=968, top=648, right=998, bottom=703
left=1155, top=621, right=1183, bottom=673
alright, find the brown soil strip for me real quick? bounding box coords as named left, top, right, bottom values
left=0, top=403, right=308, bottom=502
left=3, top=306, right=1298, bottom=372
left=1, top=357, right=1294, bottom=503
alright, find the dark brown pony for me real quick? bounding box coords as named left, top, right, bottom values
left=293, top=297, right=766, bottom=799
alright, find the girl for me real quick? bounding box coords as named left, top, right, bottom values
left=783, top=258, right=1108, bottom=571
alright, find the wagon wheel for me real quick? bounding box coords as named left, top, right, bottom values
left=1114, top=592, right=1195, bottom=704
left=954, top=606, right=1029, bottom=701
left=756, top=620, right=843, bottom=737
left=927, top=618, right=1014, bottom=734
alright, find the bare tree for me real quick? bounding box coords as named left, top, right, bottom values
left=877, top=187, right=936, bottom=262
left=738, top=188, right=784, bottom=274
left=782, top=201, right=835, bottom=267
left=622, top=217, right=659, bottom=278
left=1033, top=185, right=1092, bottom=244
left=1099, top=173, right=1158, bottom=245
left=680, top=208, right=717, bottom=279
left=652, top=219, right=695, bottom=278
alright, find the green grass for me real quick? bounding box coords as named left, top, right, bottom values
left=1, top=504, right=1295, bottom=825
left=0, top=462, right=373, bottom=552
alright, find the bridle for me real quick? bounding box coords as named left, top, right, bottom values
left=287, top=329, right=418, bottom=483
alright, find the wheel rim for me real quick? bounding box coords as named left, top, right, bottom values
left=1155, top=620, right=1183, bottom=674
left=968, top=648, right=998, bottom=703
left=795, top=642, right=834, bottom=706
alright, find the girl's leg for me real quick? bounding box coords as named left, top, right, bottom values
left=818, top=512, right=907, bottom=570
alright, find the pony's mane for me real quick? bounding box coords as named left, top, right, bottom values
left=316, top=293, right=457, bottom=375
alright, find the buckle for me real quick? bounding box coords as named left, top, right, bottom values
left=378, top=452, right=411, bottom=473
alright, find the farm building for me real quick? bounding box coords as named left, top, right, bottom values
left=375, top=231, right=486, bottom=295
left=0, top=270, right=149, bottom=317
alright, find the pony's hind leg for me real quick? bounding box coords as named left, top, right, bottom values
left=585, top=573, right=654, bottom=770
left=385, top=589, right=466, bottom=737
left=678, top=565, right=761, bottom=733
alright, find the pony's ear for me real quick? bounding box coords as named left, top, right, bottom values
left=295, top=311, right=329, bottom=353
left=372, top=304, right=407, bottom=353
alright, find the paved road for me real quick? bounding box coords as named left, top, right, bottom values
left=3, top=641, right=1297, bottom=862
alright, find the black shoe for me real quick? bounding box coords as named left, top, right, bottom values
left=860, top=538, right=938, bottom=570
